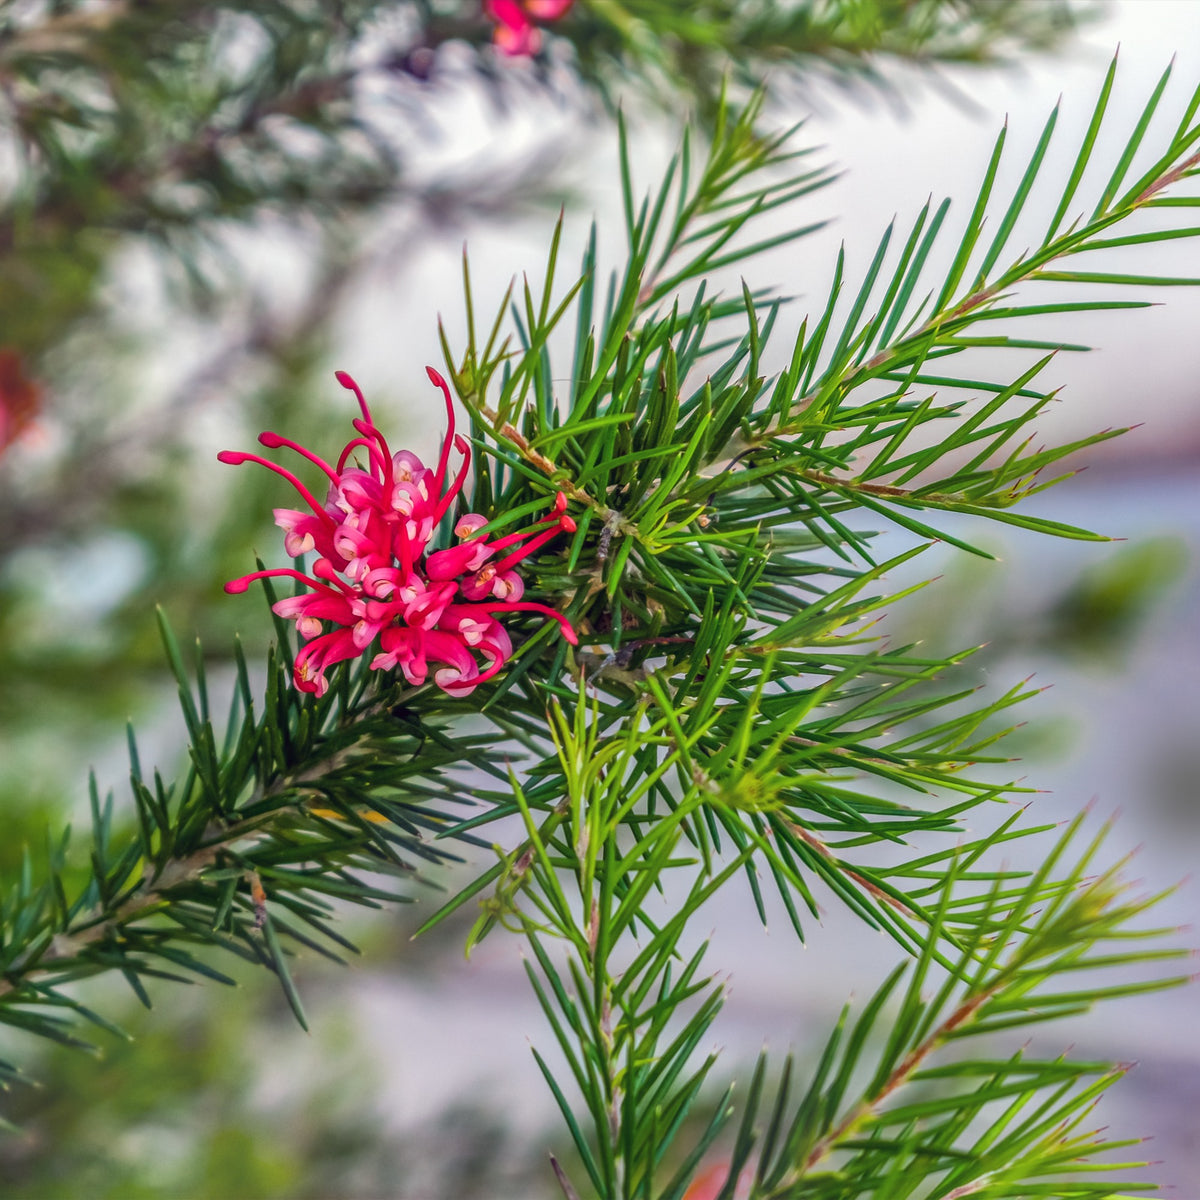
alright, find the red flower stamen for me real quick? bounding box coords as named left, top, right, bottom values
left=337, top=434, right=392, bottom=482
left=335, top=370, right=373, bottom=424
left=477, top=601, right=578, bottom=645
left=217, top=450, right=335, bottom=525
left=311, top=558, right=361, bottom=596
left=225, top=566, right=346, bottom=599
left=425, top=367, right=458, bottom=491
left=495, top=524, right=568, bottom=573
left=258, top=431, right=342, bottom=485
left=433, top=436, right=473, bottom=521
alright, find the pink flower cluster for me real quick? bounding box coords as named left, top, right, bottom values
left=485, top=0, right=573, bottom=57
left=220, top=368, right=577, bottom=698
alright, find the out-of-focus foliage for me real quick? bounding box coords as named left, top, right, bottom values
left=562, top=0, right=1090, bottom=112
left=1043, top=536, right=1188, bottom=661
left=0, top=978, right=383, bottom=1199
left=1, top=3, right=385, bottom=347
left=0, top=959, right=558, bottom=1200
left=887, top=533, right=1189, bottom=669
left=0, top=0, right=1089, bottom=356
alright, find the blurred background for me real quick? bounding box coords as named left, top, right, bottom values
left=0, top=1, right=1197, bottom=1195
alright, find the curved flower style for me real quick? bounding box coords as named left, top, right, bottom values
left=220, top=368, right=577, bottom=698
left=485, top=0, right=573, bottom=57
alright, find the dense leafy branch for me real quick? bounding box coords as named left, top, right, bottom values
left=454, top=58, right=1200, bottom=569
left=406, top=65, right=1198, bottom=949
left=0, top=0, right=1098, bottom=657
left=420, top=65, right=1196, bottom=1195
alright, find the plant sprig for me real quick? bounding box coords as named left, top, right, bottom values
left=1, top=56, right=1195, bottom=1200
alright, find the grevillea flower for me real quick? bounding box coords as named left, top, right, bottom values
left=485, top=0, right=573, bottom=56
left=220, top=368, right=577, bottom=698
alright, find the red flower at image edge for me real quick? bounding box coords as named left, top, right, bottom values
left=485, top=0, right=573, bottom=56
left=220, top=368, right=577, bottom=699
left=0, top=349, right=42, bottom=455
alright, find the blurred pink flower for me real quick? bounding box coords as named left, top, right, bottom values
left=221, top=368, right=576, bottom=698
left=682, top=1162, right=752, bottom=1200
left=485, top=0, right=573, bottom=56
